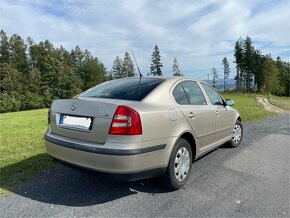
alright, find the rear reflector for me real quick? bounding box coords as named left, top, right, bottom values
left=109, top=105, right=142, bottom=135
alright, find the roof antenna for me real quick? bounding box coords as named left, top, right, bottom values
left=131, top=50, right=143, bottom=77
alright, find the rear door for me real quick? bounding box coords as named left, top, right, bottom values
left=172, top=81, right=216, bottom=150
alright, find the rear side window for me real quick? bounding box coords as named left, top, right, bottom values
left=79, top=78, right=165, bottom=101
left=172, top=83, right=190, bottom=105
left=172, top=81, right=206, bottom=105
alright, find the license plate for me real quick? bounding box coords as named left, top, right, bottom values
left=59, top=115, right=92, bottom=131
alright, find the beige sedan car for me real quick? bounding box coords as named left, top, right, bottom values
left=45, top=77, right=243, bottom=190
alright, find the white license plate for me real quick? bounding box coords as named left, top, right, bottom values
left=59, top=115, right=92, bottom=131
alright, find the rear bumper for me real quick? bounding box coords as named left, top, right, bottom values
left=53, top=157, right=166, bottom=181
left=44, top=132, right=173, bottom=180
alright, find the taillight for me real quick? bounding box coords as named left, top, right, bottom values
left=48, top=107, right=51, bottom=124
left=109, top=105, right=142, bottom=135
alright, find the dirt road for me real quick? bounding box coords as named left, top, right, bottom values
left=256, top=96, right=290, bottom=114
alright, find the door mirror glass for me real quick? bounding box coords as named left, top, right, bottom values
left=226, top=99, right=234, bottom=106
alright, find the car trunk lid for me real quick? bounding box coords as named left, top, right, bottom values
left=49, top=98, right=119, bottom=144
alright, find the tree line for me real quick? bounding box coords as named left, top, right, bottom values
left=210, top=36, right=289, bottom=95
left=109, top=45, right=183, bottom=78
left=1, top=30, right=289, bottom=113
left=0, top=29, right=183, bottom=113
left=0, top=30, right=108, bottom=113
left=233, top=36, right=289, bottom=95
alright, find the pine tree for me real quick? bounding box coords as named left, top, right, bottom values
left=234, top=39, right=243, bottom=92
left=252, top=49, right=264, bottom=92
left=0, top=63, right=23, bottom=112
left=243, top=36, right=254, bottom=92
left=112, top=56, right=124, bottom=78
left=172, top=57, right=183, bottom=76
left=9, top=34, right=29, bottom=74
left=211, top=68, right=219, bottom=88
left=0, top=63, right=23, bottom=93
left=222, top=57, right=230, bottom=90
left=71, top=45, right=84, bottom=67
left=149, top=45, right=163, bottom=76
left=234, top=68, right=241, bottom=92
left=78, top=57, right=106, bottom=91
left=262, top=58, right=284, bottom=95
left=0, top=30, right=10, bottom=64
left=122, top=51, right=135, bottom=77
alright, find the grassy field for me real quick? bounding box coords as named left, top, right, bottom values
left=268, top=94, right=290, bottom=110
left=0, top=109, right=53, bottom=197
left=222, top=93, right=275, bottom=121
left=0, top=94, right=276, bottom=197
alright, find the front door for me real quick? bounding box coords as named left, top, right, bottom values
left=200, top=83, right=233, bottom=142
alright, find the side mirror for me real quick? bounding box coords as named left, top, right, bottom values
left=226, top=99, right=234, bottom=106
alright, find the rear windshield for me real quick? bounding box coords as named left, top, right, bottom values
left=79, top=78, right=165, bottom=101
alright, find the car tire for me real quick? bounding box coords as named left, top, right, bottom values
left=160, top=138, right=192, bottom=190
left=228, top=120, right=243, bottom=148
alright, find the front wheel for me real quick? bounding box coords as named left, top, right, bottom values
left=228, top=120, right=243, bottom=148
left=160, top=138, right=192, bottom=190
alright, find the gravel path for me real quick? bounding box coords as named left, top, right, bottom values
left=256, top=96, right=290, bottom=114
left=1, top=114, right=289, bottom=217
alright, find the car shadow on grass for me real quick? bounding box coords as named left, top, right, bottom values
left=1, top=154, right=170, bottom=206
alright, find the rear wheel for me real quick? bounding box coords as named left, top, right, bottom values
left=228, top=120, right=243, bottom=148
left=160, top=138, right=192, bottom=190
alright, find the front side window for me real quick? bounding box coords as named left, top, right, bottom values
left=201, top=83, right=224, bottom=105
left=172, top=81, right=206, bottom=105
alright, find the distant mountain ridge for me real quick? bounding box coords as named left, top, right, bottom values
left=202, top=78, right=236, bottom=91
left=202, top=78, right=235, bottom=85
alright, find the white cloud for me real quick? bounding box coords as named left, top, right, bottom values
left=0, top=0, right=289, bottom=78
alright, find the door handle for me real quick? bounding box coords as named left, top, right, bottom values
left=188, top=112, right=195, bottom=118
left=215, top=111, right=220, bottom=116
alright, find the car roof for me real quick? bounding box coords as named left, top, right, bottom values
left=115, top=76, right=198, bottom=82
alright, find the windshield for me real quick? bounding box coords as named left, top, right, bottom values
left=79, top=78, right=165, bottom=101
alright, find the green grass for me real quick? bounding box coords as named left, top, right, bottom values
left=222, top=93, right=275, bottom=121
left=268, top=94, right=290, bottom=110
left=0, top=109, right=53, bottom=197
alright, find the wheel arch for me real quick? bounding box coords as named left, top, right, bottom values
left=177, top=132, right=197, bottom=161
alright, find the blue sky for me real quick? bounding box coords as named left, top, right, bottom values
left=1, top=0, right=289, bottom=79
